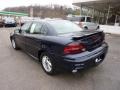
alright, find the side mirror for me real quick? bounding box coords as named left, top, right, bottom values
left=14, top=28, right=21, bottom=33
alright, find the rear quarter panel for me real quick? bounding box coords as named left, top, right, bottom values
left=32, top=35, right=73, bottom=58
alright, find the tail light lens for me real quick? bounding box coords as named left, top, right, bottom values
left=64, top=42, right=86, bottom=54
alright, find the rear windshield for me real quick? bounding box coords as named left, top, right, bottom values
left=49, top=20, right=82, bottom=34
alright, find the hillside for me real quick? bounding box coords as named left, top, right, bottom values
left=3, top=5, right=80, bottom=18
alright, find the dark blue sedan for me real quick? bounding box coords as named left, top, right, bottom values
left=10, top=20, right=108, bottom=75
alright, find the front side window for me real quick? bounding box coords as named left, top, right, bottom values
left=30, top=22, right=43, bottom=34
left=21, top=22, right=32, bottom=33
left=30, top=22, right=47, bottom=35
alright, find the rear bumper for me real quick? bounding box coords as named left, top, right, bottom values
left=54, top=43, right=108, bottom=71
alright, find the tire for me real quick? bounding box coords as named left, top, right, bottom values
left=97, top=26, right=100, bottom=30
left=40, top=52, right=57, bottom=75
left=84, top=27, right=88, bottom=30
left=11, top=39, right=19, bottom=50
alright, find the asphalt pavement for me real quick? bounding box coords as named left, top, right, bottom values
left=0, top=28, right=120, bottom=90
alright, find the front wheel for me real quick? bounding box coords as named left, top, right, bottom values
left=40, top=52, right=57, bottom=75
left=11, top=39, right=19, bottom=50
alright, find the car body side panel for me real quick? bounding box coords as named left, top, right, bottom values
left=23, top=34, right=42, bottom=58
left=14, top=33, right=26, bottom=50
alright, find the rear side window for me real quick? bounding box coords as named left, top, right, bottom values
left=40, top=25, right=47, bottom=35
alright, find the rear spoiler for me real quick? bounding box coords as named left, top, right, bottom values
left=72, top=31, right=104, bottom=40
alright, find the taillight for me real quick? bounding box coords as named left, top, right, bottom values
left=64, top=42, right=86, bottom=54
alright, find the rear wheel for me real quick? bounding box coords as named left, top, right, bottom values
left=40, top=52, right=57, bottom=75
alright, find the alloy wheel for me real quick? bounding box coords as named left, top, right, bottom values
left=42, top=55, right=52, bottom=72
left=12, top=39, right=16, bottom=49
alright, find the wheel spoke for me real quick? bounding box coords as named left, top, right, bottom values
left=47, top=60, right=52, bottom=66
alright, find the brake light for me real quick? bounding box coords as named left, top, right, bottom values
left=64, top=42, right=86, bottom=54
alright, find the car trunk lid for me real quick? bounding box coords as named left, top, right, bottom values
left=60, top=30, right=104, bottom=52
left=72, top=31, right=104, bottom=51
